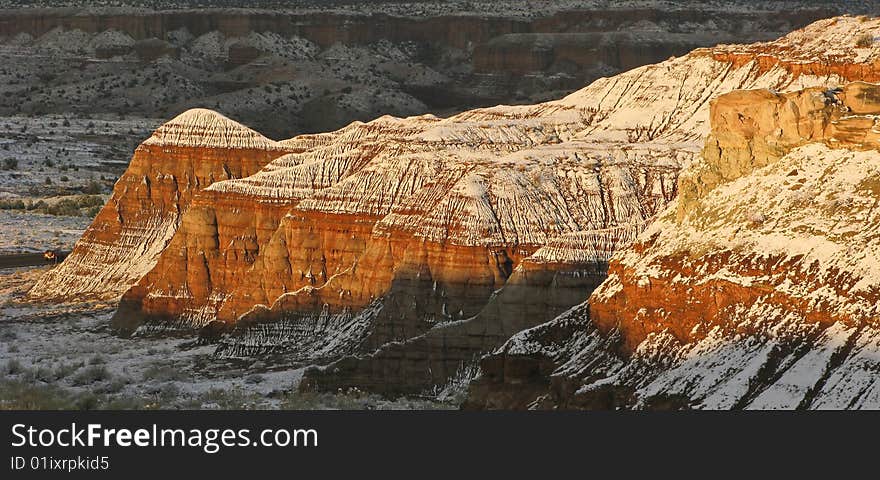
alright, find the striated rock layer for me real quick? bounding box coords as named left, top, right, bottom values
left=33, top=16, right=880, bottom=397
left=302, top=16, right=880, bottom=395
left=28, top=109, right=291, bottom=302
left=112, top=106, right=682, bottom=381
left=467, top=81, right=880, bottom=410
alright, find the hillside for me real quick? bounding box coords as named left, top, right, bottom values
left=0, top=3, right=853, bottom=138
left=467, top=81, right=880, bottom=410
left=30, top=15, right=880, bottom=399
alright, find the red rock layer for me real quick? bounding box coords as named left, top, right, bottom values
left=466, top=83, right=880, bottom=410
left=591, top=82, right=880, bottom=353
left=710, top=51, right=880, bottom=83
left=44, top=16, right=880, bottom=399
left=29, top=110, right=290, bottom=302
left=114, top=196, right=540, bottom=340
left=28, top=145, right=285, bottom=302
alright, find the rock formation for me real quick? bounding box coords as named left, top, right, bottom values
left=28, top=109, right=291, bottom=301
left=30, top=15, right=880, bottom=401
left=467, top=81, right=880, bottom=410
left=303, top=16, right=880, bottom=395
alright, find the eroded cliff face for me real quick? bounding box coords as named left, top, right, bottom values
left=679, top=81, right=880, bottom=218
left=0, top=6, right=839, bottom=69
left=709, top=16, right=880, bottom=83
left=111, top=108, right=682, bottom=357
left=467, top=81, right=880, bottom=410
left=33, top=15, right=880, bottom=398
left=0, top=5, right=852, bottom=138
left=28, top=109, right=291, bottom=302
left=302, top=17, right=880, bottom=395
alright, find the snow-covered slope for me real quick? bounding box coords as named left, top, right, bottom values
left=181, top=16, right=878, bottom=260
left=28, top=110, right=290, bottom=301
left=468, top=82, right=880, bottom=410
left=143, top=108, right=286, bottom=151
left=709, top=16, right=880, bottom=78
left=33, top=15, right=880, bottom=398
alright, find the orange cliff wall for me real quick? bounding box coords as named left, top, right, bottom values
left=85, top=17, right=880, bottom=327
left=40, top=17, right=880, bottom=397
left=464, top=82, right=880, bottom=410
left=112, top=194, right=540, bottom=340
left=28, top=111, right=292, bottom=303
left=710, top=50, right=880, bottom=83
left=589, top=82, right=880, bottom=353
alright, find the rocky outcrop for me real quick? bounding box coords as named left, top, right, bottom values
left=593, top=81, right=880, bottom=354
left=709, top=16, right=880, bottom=83
left=679, top=81, right=880, bottom=219
left=33, top=15, right=880, bottom=398
left=28, top=109, right=291, bottom=302
left=110, top=107, right=683, bottom=350
left=468, top=81, right=880, bottom=410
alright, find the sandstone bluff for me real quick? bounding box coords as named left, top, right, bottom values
left=30, top=16, right=880, bottom=404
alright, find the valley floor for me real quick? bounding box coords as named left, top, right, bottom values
left=0, top=267, right=454, bottom=410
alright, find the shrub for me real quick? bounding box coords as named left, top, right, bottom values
left=82, top=179, right=103, bottom=194
left=71, top=365, right=110, bottom=386
left=197, top=387, right=258, bottom=409
left=76, top=195, right=104, bottom=208
left=856, top=33, right=874, bottom=48
left=28, top=195, right=105, bottom=217
left=0, top=199, right=25, bottom=210
left=1, top=158, right=17, bottom=170
left=74, top=393, right=100, bottom=410
left=46, top=200, right=80, bottom=216
left=27, top=200, right=47, bottom=211
left=103, top=396, right=147, bottom=410
left=94, top=377, right=129, bottom=394
left=0, top=379, right=82, bottom=409
left=3, top=359, right=23, bottom=376
left=141, top=364, right=187, bottom=382
left=52, top=362, right=84, bottom=381
left=85, top=205, right=102, bottom=218
left=31, top=366, right=55, bottom=383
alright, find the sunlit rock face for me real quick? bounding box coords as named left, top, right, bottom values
left=467, top=79, right=880, bottom=410
left=110, top=104, right=681, bottom=385
left=304, top=17, right=880, bottom=395
left=34, top=16, right=880, bottom=397
left=28, top=109, right=291, bottom=303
